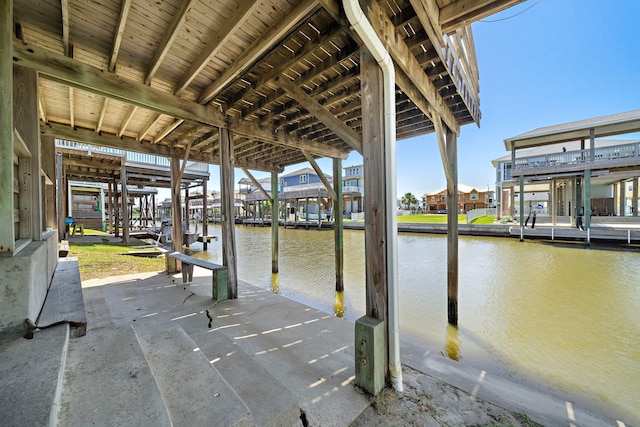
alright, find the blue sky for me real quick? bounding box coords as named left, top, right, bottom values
left=165, top=0, right=640, bottom=200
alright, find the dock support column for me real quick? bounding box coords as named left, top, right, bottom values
left=57, top=153, right=64, bottom=241
left=271, top=172, right=279, bottom=274
left=551, top=180, right=557, bottom=225
left=585, top=129, right=594, bottom=237
left=202, top=179, right=208, bottom=250
left=170, top=157, right=182, bottom=252
left=0, top=0, right=13, bottom=254
left=519, top=175, right=524, bottom=242
left=633, top=177, right=638, bottom=217
left=219, top=128, right=238, bottom=298
left=618, top=181, right=625, bottom=217
left=445, top=130, right=459, bottom=325
left=358, top=47, right=394, bottom=393
left=333, top=159, right=344, bottom=293
left=121, top=165, right=129, bottom=245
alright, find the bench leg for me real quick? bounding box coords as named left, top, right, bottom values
left=181, top=263, right=194, bottom=283
left=212, top=269, right=228, bottom=300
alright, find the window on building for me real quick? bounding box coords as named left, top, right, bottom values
left=299, top=174, right=307, bottom=184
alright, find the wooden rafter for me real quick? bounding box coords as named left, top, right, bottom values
left=174, top=0, right=260, bottom=96
left=96, top=97, right=108, bottom=132
left=440, top=0, right=525, bottom=34
left=198, top=2, right=320, bottom=104
left=145, top=0, right=196, bottom=85
left=365, top=1, right=459, bottom=133
left=13, top=41, right=227, bottom=128
left=278, top=75, right=362, bottom=153
left=109, top=0, right=132, bottom=72
left=119, top=106, right=137, bottom=137
left=61, top=0, right=70, bottom=56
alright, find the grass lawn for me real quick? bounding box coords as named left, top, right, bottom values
left=469, top=215, right=496, bottom=224
left=68, top=242, right=165, bottom=281
left=396, top=214, right=467, bottom=224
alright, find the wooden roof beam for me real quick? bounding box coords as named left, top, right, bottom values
left=174, top=1, right=260, bottom=96
left=278, top=75, right=362, bottom=154
left=61, top=0, right=70, bottom=57
left=366, top=1, right=459, bottom=133
left=440, top=0, right=525, bottom=34
left=198, top=2, right=320, bottom=104
left=13, top=40, right=227, bottom=128
left=109, top=0, right=132, bottom=72
left=145, top=0, right=196, bottom=85
left=225, top=26, right=346, bottom=111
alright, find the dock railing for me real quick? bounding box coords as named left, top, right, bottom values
left=513, top=141, right=639, bottom=171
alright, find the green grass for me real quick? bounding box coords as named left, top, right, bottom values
left=469, top=215, right=496, bottom=224
left=396, top=214, right=467, bottom=224
left=68, top=242, right=165, bottom=281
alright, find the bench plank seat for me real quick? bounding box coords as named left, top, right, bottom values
left=164, top=252, right=229, bottom=300
left=37, top=258, right=86, bottom=338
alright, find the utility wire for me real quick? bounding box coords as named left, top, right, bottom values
left=480, top=0, right=542, bottom=23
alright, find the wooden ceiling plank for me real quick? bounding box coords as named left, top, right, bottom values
left=13, top=40, right=227, bottom=128
left=277, top=75, right=362, bottom=153
left=109, top=0, right=132, bottom=72
left=198, top=1, right=320, bottom=104
left=145, top=0, right=197, bottom=85
left=174, top=0, right=261, bottom=96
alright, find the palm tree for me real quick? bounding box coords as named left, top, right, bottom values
left=401, top=192, right=418, bottom=211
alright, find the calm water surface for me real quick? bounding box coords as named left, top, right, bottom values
left=191, top=224, right=640, bottom=422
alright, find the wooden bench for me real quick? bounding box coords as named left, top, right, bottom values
left=36, top=258, right=87, bottom=338
left=165, top=251, right=229, bottom=300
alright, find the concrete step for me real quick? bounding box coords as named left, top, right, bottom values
left=0, top=324, right=69, bottom=427
left=136, top=326, right=253, bottom=427
left=58, top=326, right=172, bottom=426
left=190, top=329, right=301, bottom=427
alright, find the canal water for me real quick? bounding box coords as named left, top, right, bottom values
left=190, top=224, right=640, bottom=422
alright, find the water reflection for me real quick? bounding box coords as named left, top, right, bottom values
left=333, top=291, right=345, bottom=318
left=192, top=224, right=640, bottom=422
left=443, top=324, right=461, bottom=361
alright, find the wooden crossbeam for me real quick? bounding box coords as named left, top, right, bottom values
left=109, top=0, right=132, bottom=72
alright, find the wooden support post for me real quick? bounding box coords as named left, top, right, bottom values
left=0, top=0, right=13, bottom=254
left=14, top=65, right=43, bottom=240
left=219, top=127, right=238, bottom=298
left=170, top=157, right=182, bottom=251
left=519, top=175, right=525, bottom=241
left=121, top=165, right=129, bottom=245
left=359, top=47, right=388, bottom=386
left=618, top=181, right=625, bottom=217
left=57, top=153, right=64, bottom=241
left=108, top=180, right=114, bottom=233
left=271, top=172, right=279, bottom=273
left=202, top=179, right=208, bottom=250
left=333, top=158, right=344, bottom=293
left=551, top=180, right=557, bottom=225
left=446, top=129, right=458, bottom=326
left=41, top=135, right=56, bottom=230
left=633, top=177, right=639, bottom=217
left=184, top=187, right=190, bottom=232
left=584, top=128, right=594, bottom=233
